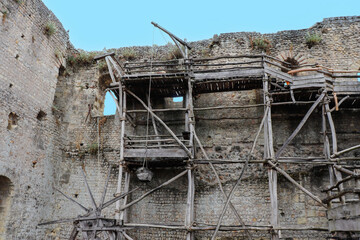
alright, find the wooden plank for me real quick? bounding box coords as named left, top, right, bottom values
left=293, top=73, right=325, bottom=80
left=94, top=52, right=115, bottom=61
left=124, top=148, right=188, bottom=159
left=328, top=218, right=360, bottom=232
left=292, top=79, right=326, bottom=85
left=328, top=202, right=360, bottom=220
left=194, top=69, right=263, bottom=81
left=264, top=66, right=293, bottom=83
left=334, top=81, right=360, bottom=86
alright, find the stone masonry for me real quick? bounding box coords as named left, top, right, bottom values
left=0, top=0, right=360, bottom=239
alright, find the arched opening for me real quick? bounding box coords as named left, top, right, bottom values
left=103, top=92, right=116, bottom=116
left=0, top=176, right=13, bottom=239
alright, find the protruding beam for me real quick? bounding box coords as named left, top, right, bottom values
left=151, top=22, right=192, bottom=50
left=94, top=52, right=115, bottom=61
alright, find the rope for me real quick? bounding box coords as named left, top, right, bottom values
left=142, top=26, right=155, bottom=168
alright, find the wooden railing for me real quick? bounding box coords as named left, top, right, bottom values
left=124, top=134, right=190, bottom=149
left=122, top=54, right=294, bottom=75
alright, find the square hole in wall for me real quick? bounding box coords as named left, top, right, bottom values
left=164, top=96, right=183, bottom=108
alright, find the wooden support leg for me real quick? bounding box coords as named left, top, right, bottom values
left=120, top=172, right=131, bottom=222
left=185, top=167, right=195, bottom=240
left=325, top=101, right=345, bottom=204
left=116, top=88, right=126, bottom=222
left=355, top=169, right=360, bottom=200
left=263, top=76, right=279, bottom=240
left=322, top=104, right=335, bottom=207
left=268, top=169, right=279, bottom=240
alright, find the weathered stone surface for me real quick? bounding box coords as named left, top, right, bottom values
left=1, top=0, right=360, bottom=239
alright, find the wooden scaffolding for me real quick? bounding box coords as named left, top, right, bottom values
left=94, top=41, right=360, bottom=239
left=39, top=24, right=360, bottom=240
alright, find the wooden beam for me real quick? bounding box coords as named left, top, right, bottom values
left=193, top=131, right=252, bottom=240
left=263, top=74, right=279, bottom=240
left=124, top=148, right=188, bottom=158
left=105, top=56, right=116, bottom=84
left=211, top=106, right=269, bottom=240
left=94, top=52, right=115, bottom=61
left=331, top=144, right=360, bottom=158
left=119, top=170, right=189, bottom=211
left=325, top=101, right=345, bottom=204
left=80, top=167, right=97, bottom=210
left=185, top=168, right=195, bottom=240
left=54, top=188, right=89, bottom=213
left=322, top=188, right=360, bottom=204
left=275, top=91, right=326, bottom=159
left=151, top=22, right=191, bottom=50
left=99, top=166, right=112, bottom=212
left=267, top=161, right=327, bottom=208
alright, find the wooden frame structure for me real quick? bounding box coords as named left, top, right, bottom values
left=94, top=49, right=360, bottom=239
left=39, top=26, right=360, bottom=239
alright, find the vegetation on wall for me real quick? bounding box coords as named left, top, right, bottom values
left=121, top=48, right=137, bottom=61
left=88, top=143, right=98, bottom=155
left=250, top=36, right=272, bottom=54
left=66, top=52, right=96, bottom=68
left=97, top=60, right=108, bottom=73
left=44, top=21, right=57, bottom=37
left=200, top=48, right=211, bottom=58
left=208, top=34, right=220, bottom=48
left=1, top=10, right=8, bottom=24
left=305, top=32, right=322, bottom=49
left=166, top=46, right=183, bottom=60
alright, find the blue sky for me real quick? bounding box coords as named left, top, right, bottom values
left=43, top=0, right=360, bottom=51
left=42, top=0, right=360, bottom=115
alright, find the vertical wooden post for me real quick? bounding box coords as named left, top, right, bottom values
left=322, top=103, right=334, bottom=208
left=355, top=169, right=360, bottom=200
left=185, top=167, right=195, bottom=240
left=185, top=44, right=195, bottom=240
left=263, top=74, right=279, bottom=240
left=185, top=91, right=190, bottom=132
left=121, top=172, right=131, bottom=222
left=325, top=100, right=345, bottom=204
left=116, top=87, right=127, bottom=222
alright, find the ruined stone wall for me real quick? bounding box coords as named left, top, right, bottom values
left=1, top=1, right=360, bottom=238
left=0, top=0, right=69, bottom=238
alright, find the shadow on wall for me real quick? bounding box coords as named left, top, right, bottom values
left=0, top=176, right=13, bottom=239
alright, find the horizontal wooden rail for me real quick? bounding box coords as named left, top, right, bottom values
left=322, top=188, right=360, bottom=204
